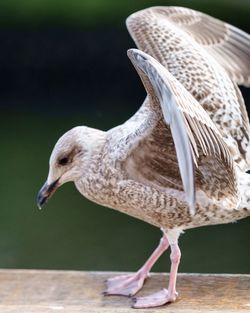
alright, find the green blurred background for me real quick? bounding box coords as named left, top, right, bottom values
left=1, top=0, right=249, bottom=274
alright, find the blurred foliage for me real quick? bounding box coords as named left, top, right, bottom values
left=0, top=0, right=249, bottom=30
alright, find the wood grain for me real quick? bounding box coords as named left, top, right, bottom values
left=0, top=270, right=249, bottom=312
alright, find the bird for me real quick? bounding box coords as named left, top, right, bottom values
left=37, top=7, right=250, bottom=309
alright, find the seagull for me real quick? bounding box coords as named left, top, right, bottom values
left=37, top=7, right=250, bottom=309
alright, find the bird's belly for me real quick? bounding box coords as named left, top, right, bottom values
left=75, top=179, right=243, bottom=231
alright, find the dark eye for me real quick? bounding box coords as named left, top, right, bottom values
left=58, top=157, right=69, bottom=166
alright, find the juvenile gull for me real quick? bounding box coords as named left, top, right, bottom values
left=37, top=7, right=250, bottom=309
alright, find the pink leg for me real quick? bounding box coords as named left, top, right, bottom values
left=168, top=244, right=181, bottom=300
left=133, top=239, right=181, bottom=308
left=104, top=233, right=169, bottom=297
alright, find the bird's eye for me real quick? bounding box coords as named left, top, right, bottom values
left=58, top=157, right=69, bottom=166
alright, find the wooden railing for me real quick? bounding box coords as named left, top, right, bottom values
left=0, top=270, right=249, bottom=312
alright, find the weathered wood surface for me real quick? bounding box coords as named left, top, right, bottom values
left=0, top=270, right=249, bottom=312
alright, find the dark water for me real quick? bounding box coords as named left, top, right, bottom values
left=1, top=109, right=249, bottom=274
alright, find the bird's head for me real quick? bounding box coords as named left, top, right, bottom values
left=36, top=126, right=104, bottom=209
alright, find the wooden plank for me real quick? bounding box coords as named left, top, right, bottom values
left=0, top=270, right=249, bottom=312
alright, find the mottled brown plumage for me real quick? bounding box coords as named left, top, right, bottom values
left=127, top=6, right=250, bottom=171
left=37, top=6, right=250, bottom=309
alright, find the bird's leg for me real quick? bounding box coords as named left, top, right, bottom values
left=133, top=231, right=181, bottom=308
left=104, top=231, right=169, bottom=297
left=166, top=243, right=181, bottom=300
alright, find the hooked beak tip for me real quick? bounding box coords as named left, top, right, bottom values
left=36, top=179, right=59, bottom=210
left=36, top=187, right=48, bottom=210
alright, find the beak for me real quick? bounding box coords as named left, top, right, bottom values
left=36, top=179, right=59, bottom=210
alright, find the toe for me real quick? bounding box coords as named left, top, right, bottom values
left=104, top=274, right=145, bottom=297
left=132, top=289, right=171, bottom=308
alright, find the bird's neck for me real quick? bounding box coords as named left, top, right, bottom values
left=81, top=128, right=107, bottom=167
left=88, top=128, right=107, bottom=153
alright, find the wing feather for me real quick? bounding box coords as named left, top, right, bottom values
left=126, top=6, right=250, bottom=170
left=136, top=6, right=250, bottom=86
left=127, top=49, right=237, bottom=214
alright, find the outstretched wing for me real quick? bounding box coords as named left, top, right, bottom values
left=126, top=6, right=250, bottom=170
left=127, top=6, right=250, bottom=87
left=122, top=49, right=239, bottom=214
